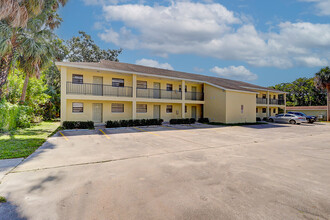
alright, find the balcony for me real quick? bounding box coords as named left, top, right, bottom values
left=137, top=88, right=182, bottom=100
left=256, top=98, right=267, bottom=104
left=269, top=99, right=285, bottom=105
left=66, top=82, right=133, bottom=97
left=185, top=91, right=204, bottom=101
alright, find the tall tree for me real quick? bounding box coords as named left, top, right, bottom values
left=18, top=18, right=55, bottom=102
left=315, top=67, right=330, bottom=121
left=0, top=0, right=67, bottom=95
left=66, top=31, right=122, bottom=62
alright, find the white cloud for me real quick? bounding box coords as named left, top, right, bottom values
left=300, top=0, right=330, bottom=16
left=210, top=66, right=258, bottom=81
left=135, top=59, right=174, bottom=70
left=98, top=1, right=330, bottom=68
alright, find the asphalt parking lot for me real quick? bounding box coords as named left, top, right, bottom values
left=1, top=122, right=330, bottom=220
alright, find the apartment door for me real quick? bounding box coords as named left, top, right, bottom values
left=153, top=105, right=160, bottom=119
left=92, top=103, right=103, bottom=123
left=192, top=86, right=197, bottom=100
left=153, top=82, right=161, bottom=99
left=191, top=106, right=197, bottom=119
left=93, top=76, right=103, bottom=96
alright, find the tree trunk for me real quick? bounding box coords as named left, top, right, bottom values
left=327, top=84, right=330, bottom=122
left=20, top=74, right=30, bottom=102
left=0, top=54, right=14, bottom=96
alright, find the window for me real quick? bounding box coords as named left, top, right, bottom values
left=179, top=85, right=187, bottom=92
left=273, top=95, right=276, bottom=99
left=111, top=103, right=124, bottom=113
left=256, top=108, right=258, bottom=113
left=166, top=105, right=173, bottom=113
left=185, top=105, right=187, bottom=113
left=137, top=80, right=147, bottom=89
left=166, top=84, right=173, bottom=91
left=241, top=105, right=244, bottom=114
left=112, top=78, right=124, bottom=87
left=72, top=74, right=83, bottom=84
left=262, top=108, right=267, bottom=113
left=273, top=108, right=276, bottom=113
left=137, top=104, right=147, bottom=113
left=72, top=102, right=83, bottom=113
left=262, top=94, right=267, bottom=99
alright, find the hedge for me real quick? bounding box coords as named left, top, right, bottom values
left=169, top=118, right=196, bottom=125
left=197, top=118, right=209, bottom=123
left=0, top=101, right=32, bottom=132
left=62, top=121, right=95, bottom=129
left=106, top=119, right=164, bottom=128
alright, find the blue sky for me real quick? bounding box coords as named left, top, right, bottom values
left=56, top=0, right=330, bottom=86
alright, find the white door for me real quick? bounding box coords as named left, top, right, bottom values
left=93, top=76, right=103, bottom=96
left=92, top=103, right=103, bottom=123
left=153, top=105, right=160, bottom=119
left=153, top=82, right=160, bottom=99
left=191, top=106, right=197, bottom=119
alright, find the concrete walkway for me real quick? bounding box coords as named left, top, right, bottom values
left=0, top=158, right=23, bottom=183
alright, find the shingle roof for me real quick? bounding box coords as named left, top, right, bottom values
left=56, top=60, right=283, bottom=93
left=286, top=106, right=327, bottom=110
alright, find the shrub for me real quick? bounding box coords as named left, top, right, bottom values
left=198, top=118, right=209, bottom=123
left=0, top=100, right=32, bottom=131
left=63, top=121, right=94, bottom=129
left=169, top=118, right=196, bottom=125
left=256, top=117, right=261, bottom=122
left=105, top=119, right=164, bottom=128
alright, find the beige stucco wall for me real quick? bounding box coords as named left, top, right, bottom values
left=257, top=107, right=278, bottom=118
left=226, top=91, right=256, bottom=123
left=203, top=84, right=226, bottom=123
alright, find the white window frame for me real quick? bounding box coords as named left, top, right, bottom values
left=72, top=74, right=83, bottom=84
left=72, top=102, right=83, bottom=113
left=137, top=80, right=147, bottom=89
left=137, top=104, right=147, bottom=113
left=166, top=105, right=173, bottom=113
left=111, top=103, right=124, bottom=113
left=112, top=78, right=124, bottom=87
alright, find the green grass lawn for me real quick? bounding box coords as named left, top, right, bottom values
left=0, top=121, right=60, bottom=159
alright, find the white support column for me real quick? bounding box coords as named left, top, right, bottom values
left=132, top=74, right=137, bottom=119
left=266, top=90, right=270, bottom=117
left=132, top=101, right=136, bottom=120
left=181, top=80, right=185, bottom=118
left=132, top=74, right=137, bottom=99
left=60, top=67, right=67, bottom=125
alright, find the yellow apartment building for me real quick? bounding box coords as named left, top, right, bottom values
left=56, top=60, right=286, bottom=125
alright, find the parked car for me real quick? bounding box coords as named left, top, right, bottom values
left=268, top=113, right=307, bottom=125
left=287, top=111, right=317, bottom=123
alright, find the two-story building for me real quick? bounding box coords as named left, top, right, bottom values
left=56, top=60, right=286, bottom=125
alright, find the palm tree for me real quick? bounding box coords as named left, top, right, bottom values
left=315, top=67, right=330, bottom=121
left=18, top=19, right=54, bottom=102
left=0, top=0, right=67, bottom=95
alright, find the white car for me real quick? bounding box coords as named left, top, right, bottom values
left=268, top=113, right=307, bottom=125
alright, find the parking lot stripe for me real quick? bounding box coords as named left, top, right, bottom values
left=99, top=129, right=110, bottom=139
left=59, top=132, right=69, bottom=141
left=133, top=127, right=160, bottom=136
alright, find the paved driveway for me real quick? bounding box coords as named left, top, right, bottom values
left=1, top=123, right=330, bottom=220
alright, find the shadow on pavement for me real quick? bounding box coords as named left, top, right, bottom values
left=0, top=201, right=27, bottom=220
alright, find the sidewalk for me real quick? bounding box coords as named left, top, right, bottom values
left=0, top=158, right=23, bottom=182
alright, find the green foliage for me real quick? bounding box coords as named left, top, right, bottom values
left=3, top=69, right=50, bottom=121
left=170, top=118, right=196, bottom=125
left=62, top=121, right=95, bottom=129
left=0, top=121, right=60, bottom=159
left=197, top=118, right=209, bottom=123
left=0, top=100, right=32, bottom=132
left=0, top=196, right=6, bottom=203
left=315, top=66, right=330, bottom=90
left=66, top=31, right=122, bottom=62
left=106, top=119, right=164, bottom=128
left=270, top=77, right=326, bottom=106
